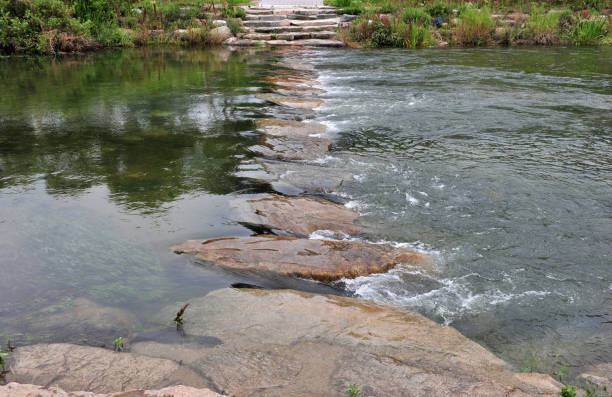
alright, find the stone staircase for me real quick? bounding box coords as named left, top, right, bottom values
left=224, top=6, right=344, bottom=47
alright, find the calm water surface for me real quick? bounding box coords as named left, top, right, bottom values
left=0, top=47, right=610, bottom=379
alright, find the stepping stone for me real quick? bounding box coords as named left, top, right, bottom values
left=173, top=235, right=433, bottom=282
left=255, top=118, right=327, bottom=137
left=257, top=93, right=323, bottom=109
left=234, top=159, right=355, bottom=196
left=261, top=76, right=320, bottom=87
left=250, top=135, right=332, bottom=161
left=233, top=195, right=363, bottom=236
left=290, top=18, right=339, bottom=26
left=270, top=85, right=326, bottom=96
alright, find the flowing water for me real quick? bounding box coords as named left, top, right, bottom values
left=0, top=47, right=610, bottom=380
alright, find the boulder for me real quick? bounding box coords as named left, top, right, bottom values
left=256, top=93, right=324, bottom=109
left=6, top=344, right=211, bottom=393
left=250, top=135, right=332, bottom=161
left=232, top=195, right=363, bottom=236
left=208, top=26, right=232, bottom=44
left=0, top=383, right=222, bottom=397
left=255, top=117, right=327, bottom=137
left=172, top=235, right=432, bottom=282
left=131, top=288, right=562, bottom=397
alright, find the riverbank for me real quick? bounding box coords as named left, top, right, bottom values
left=1, top=0, right=610, bottom=54
left=331, top=0, right=612, bottom=48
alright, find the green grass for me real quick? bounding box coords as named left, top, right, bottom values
left=568, top=18, right=607, bottom=45
left=455, top=6, right=493, bottom=46
left=402, top=7, right=432, bottom=25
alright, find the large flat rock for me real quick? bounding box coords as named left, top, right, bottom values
left=257, top=93, right=324, bottom=109
left=0, top=383, right=222, bottom=397
left=232, top=195, right=363, bottom=236
left=261, top=75, right=320, bottom=87
left=6, top=343, right=211, bottom=393
left=250, top=135, right=332, bottom=161
left=131, top=288, right=562, bottom=397
left=5, top=290, right=563, bottom=397
left=172, top=235, right=432, bottom=282
left=255, top=117, right=327, bottom=137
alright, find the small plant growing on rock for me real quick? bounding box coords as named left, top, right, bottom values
left=113, top=336, right=125, bottom=352
left=174, top=303, right=190, bottom=326
left=561, top=385, right=576, bottom=397
left=345, top=383, right=360, bottom=396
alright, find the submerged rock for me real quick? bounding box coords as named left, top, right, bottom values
left=256, top=93, right=324, bottom=109
left=232, top=195, right=363, bottom=237
left=250, top=135, right=332, bottom=161
left=255, top=117, right=327, bottom=137
left=0, top=383, right=222, bottom=397
left=6, top=343, right=211, bottom=393
left=132, top=288, right=561, bottom=397
left=172, top=235, right=432, bottom=282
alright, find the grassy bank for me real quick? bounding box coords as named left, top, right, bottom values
left=330, top=0, right=612, bottom=48
left=0, top=0, right=247, bottom=54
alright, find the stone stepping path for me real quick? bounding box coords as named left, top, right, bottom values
left=224, top=5, right=344, bottom=47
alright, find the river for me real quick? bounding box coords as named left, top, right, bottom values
left=0, top=46, right=610, bottom=380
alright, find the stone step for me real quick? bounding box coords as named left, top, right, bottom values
left=239, top=30, right=336, bottom=41
left=245, top=9, right=273, bottom=15
left=244, top=20, right=287, bottom=27
left=224, top=37, right=344, bottom=47
left=290, top=18, right=339, bottom=26
left=245, top=14, right=284, bottom=21
left=253, top=24, right=337, bottom=33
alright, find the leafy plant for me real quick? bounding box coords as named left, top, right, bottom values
left=561, top=385, right=576, bottom=397
left=113, top=336, right=125, bottom=352
left=554, top=365, right=568, bottom=383
left=345, top=383, right=360, bottom=396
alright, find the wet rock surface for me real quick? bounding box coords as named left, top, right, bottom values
left=173, top=235, right=432, bottom=282
left=232, top=195, right=363, bottom=236
left=257, top=93, right=324, bottom=109
left=0, top=383, right=222, bottom=397
left=255, top=117, right=327, bottom=137
left=6, top=343, right=211, bottom=393
left=131, top=288, right=561, bottom=397
left=250, top=135, right=332, bottom=161
left=235, top=158, right=356, bottom=196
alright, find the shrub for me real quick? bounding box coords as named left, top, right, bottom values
left=222, top=6, right=246, bottom=19
left=227, top=18, right=242, bottom=35
left=402, top=7, right=432, bottom=25
left=568, top=18, right=607, bottom=45
left=455, top=7, right=493, bottom=46
left=524, top=7, right=562, bottom=36
left=380, top=0, right=400, bottom=14
left=426, top=1, right=454, bottom=18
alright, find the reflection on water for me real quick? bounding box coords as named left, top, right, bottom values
left=0, top=48, right=339, bottom=348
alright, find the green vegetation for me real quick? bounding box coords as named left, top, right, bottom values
left=329, top=0, right=611, bottom=48
left=345, top=383, right=361, bottom=396
left=113, top=336, right=125, bottom=352
left=0, top=0, right=249, bottom=54
left=561, top=385, right=577, bottom=397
